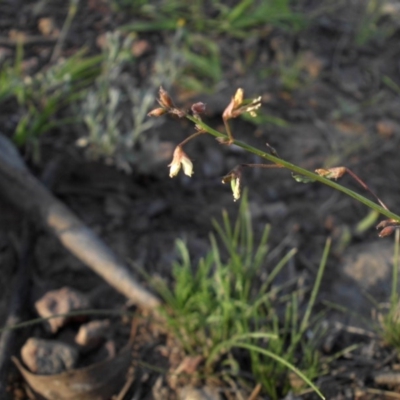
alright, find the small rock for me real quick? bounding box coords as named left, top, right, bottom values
left=376, top=119, right=400, bottom=139
left=75, top=319, right=111, bottom=347
left=131, top=39, right=151, bottom=57
left=178, top=385, right=220, bottom=400
left=35, top=287, right=91, bottom=333
left=21, top=338, right=78, bottom=375
left=37, top=17, right=59, bottom=37
left=328, top=240, right=396, bottom=326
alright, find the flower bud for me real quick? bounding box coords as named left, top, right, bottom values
left=158, top=86, right=174, bottom=109
left=191, top=102, right=206, bottom=115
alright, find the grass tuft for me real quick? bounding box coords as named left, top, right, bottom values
left=381, top=229, right=400, bottom=349
left=147, top=192, right=327, bottom=399
left=0, top=47, right=101, bottom=160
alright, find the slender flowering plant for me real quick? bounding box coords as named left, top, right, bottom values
left=148, top=87, right=400, bottom=237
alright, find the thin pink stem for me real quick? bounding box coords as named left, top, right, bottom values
left=179, top=130, right=205, bottom=147
left=345, top=168, right=389, bottom=211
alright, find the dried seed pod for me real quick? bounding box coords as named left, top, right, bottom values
left=376, top=219, right=399, bottom=230
left=147, top=107, right=167, bottom=117
left=378, top=226, right=396, bottom=238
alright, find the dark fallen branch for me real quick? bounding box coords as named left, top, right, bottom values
left=0, top=157, right=73, bottom=398
left=0, top=134, right=160, bottom=310
left=0, top=222, right=32, bottom=400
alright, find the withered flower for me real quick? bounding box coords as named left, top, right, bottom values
left=169, top=146, right=193, bottom=178
left=223, top=88, right=262, bottom=120
left=315, top=167, right=346, bottom=180
left=148, top=86, right=187, bottom=118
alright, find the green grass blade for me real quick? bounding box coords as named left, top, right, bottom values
left=265, top=247, right=297, bottom=288
left=391, top=229, right=400, bottom=306
left=253, top=223, right=270, bottom=270
left=226, top=0, right=254, bottom=23
left=235, top=342, right=325, bottom=399
left=300, top=238, right=331, bottom=335
left=206, top=331, right=279, bottom=368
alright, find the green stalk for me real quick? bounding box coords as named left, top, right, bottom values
left=299, top=238, right=331, bottom=334
left=51, top=0, right=79, bottom=62
left=187, top=116, right=400, bottom=222
left=391, top=229, right=400, bottom=306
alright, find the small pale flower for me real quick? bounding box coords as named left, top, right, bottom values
left=222, top=167, right=242, bottom=202
left=238, top=96, right=262, bottom=118
left=230, top=176, right=241, bottom=201
left=168, top=146, right=193, bottom=178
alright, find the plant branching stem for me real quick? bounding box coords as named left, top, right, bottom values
left=223, top=118, right=234, bottom=144
left=179, top=130, right=205, bottom=147
left=345, top=168, right=389, bottom=210
left=242, top=163, right=285, bottom=169
left=186, top=115, right=400, bottom=223
left=391, top=229, right=400, bottom=306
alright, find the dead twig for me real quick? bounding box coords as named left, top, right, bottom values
left=355, top=387, right=400, bottom=399
left=0, top=134, right=160, bottom=311
left=374, top=371, right=400, bottom=386
left=0, top=36, right=56, bottom=47
left=247, top=383, right=262, bottom=400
